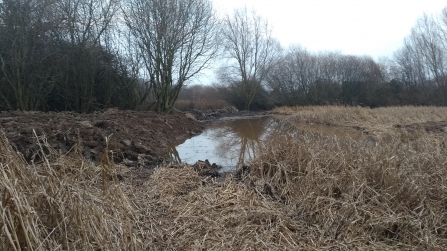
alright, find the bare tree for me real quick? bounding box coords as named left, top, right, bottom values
left=412, top=14, right=447, bottom=86
left=53, top=0, right=120, bottom=112
left=123, top=0, right=219, bottom=113
left=392, top=39, right=429, bottom=86
left=0, top=0, right=58, bottom=110
left=440, top=7, right=447, bottom=52
left=266, top=45, right=386, bottom=106
left=220, top=7, right=281, bottom=110
left=391, top=10, right=447, bottom=87
left=1, top=0, right=196, bottom=112
left=266, top=46, right=318, bottom=105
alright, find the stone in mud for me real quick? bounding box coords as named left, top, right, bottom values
left=122, top=139, right=132, bottom=147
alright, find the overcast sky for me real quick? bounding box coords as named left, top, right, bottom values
left=211, top=0, right=447, bottom=59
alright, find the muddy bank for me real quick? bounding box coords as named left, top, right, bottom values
left=0, top=107, right=273, bottom=171
left=0, top=109, right=203, bottom=168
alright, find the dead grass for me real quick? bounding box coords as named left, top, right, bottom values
left=245, top=129, right=447, bottom=249
left=128, top=124, right=447, bottom=249
left=2, top=106, right=447, bottom=250
left=273, top=105, right=447, bottom=136
left=0, top=131, right=135, bottom=250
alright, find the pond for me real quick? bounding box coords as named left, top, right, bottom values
left=167, top=115, right=367, bottom=172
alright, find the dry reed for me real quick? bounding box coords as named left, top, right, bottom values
left=245, top=124, right=447, bottom=249
left=128, top=124, right=447, bottom=249
left=273, top=105, right=447, bottom=135
left=0, top=131, right=135, bottom=250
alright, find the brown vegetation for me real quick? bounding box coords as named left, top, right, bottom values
left=2, top=106, right=447, bottom=250
left=273, top=105, right=447, bottom=136
left=246, top=129, right=447, bottom=249
left=0, top=131, right=135, bottom=250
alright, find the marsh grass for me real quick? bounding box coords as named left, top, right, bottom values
left=273, top=105, right=447, bottom=136
left=246, top=129, right=447, bottom=249
left=2, top=106, right=447, bottom=250
left=0, top=131, right=135, bottom=250
left=130, top=124, right=447, bottom=250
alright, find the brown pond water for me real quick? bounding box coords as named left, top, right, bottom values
left=167, top=115, right=367, bottom=172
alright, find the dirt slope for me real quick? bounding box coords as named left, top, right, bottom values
left=0, top=109, right=203, bottom=168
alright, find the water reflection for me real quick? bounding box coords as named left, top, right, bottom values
left=167, top=115, right=367, bottom=172
left=212, top=116, right=273, bottom=170
left=167, top=116, right=284, bottom=172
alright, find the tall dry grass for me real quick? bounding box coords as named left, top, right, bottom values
left=245, top=127, right=447, bottom=249
left=125, top=129, right=447, bottom=250
left=0, top=131, right=135, bottom=250
left=273, top=105, right=447, bottom=135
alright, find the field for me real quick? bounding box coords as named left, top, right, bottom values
left=1, top=106, right=447, bottom=250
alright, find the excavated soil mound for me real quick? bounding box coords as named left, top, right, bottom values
left=0, top=109, right=203, bottom=168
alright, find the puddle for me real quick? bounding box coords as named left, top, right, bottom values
left=167, top=116, right=284, bottom=172
left=167, top=115, right=368, bottom=172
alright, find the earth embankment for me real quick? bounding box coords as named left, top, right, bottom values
left=0, top=109, right=203, bottom=168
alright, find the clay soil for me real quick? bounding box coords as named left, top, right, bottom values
left=0, top=109, right=204, bottom=169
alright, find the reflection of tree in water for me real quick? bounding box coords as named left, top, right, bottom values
left=210, top=116, right=287, bottom=168
left=168, top=115, right=363, bottom=168
left=263, top=116, right=296, bottom=137
left=167, top=145, right=182, bottom=163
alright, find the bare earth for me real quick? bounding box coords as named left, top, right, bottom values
left=0, top=109, right=204, bottom=168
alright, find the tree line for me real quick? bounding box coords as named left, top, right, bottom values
left=0, top=0, right=218, bottom=113
left=261, top=7, right=447, bottom=109
left=1, top=0, right=447, bottom=113
left=217, top=7, right=447, bottom=110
